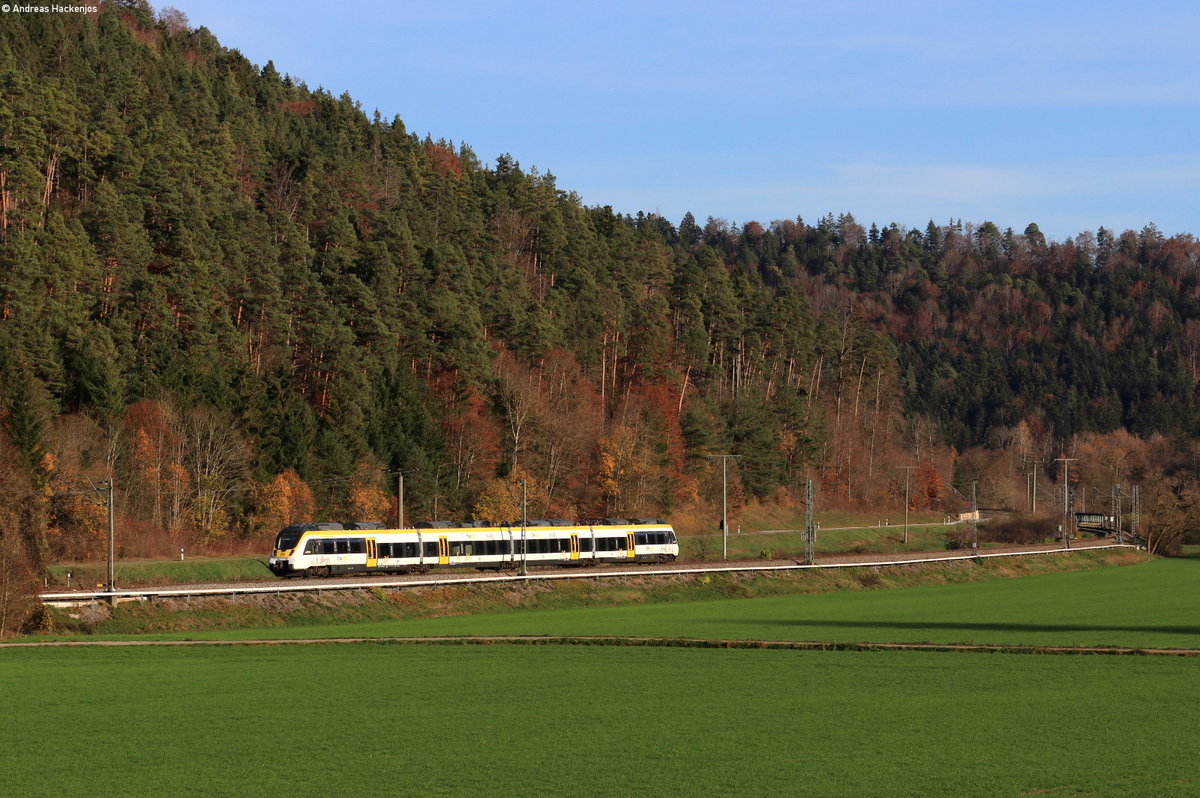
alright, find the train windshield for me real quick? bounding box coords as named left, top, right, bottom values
left=275, top=530, right=303, bottom=551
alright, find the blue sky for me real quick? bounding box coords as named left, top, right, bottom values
left=179, top=0, right=1198, bottom=241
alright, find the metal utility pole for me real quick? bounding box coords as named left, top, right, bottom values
left=707, top=455, right=740, bottom=560
left=804, top=479, right=816, bottom=564
left=1111, top=484, right=1122, bottom=543
left=895, top=466, right=917, bottom=544
left=520, top=478, right=528, bottom=576
left=1030, top=461, right=1037, bottom=514
left=1055, top=456, right=1075, bottom=515
left=106, top=480, right=115, bottom=593
left=396, top=472, right=405, bottom=529
left=1056, top=456, right=1076, bottom=543
left=970, top=480, right=978, bottom=554
left=1131, top=484, right=1140, bottom=542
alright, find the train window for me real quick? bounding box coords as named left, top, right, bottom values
left=349, top=539, right=366, bottom=554
left=424, top=542, right=438, bottom=558
left=580, top=538, right=593, bottom=552
left=276, top=530, right=302, bottom=550
left=304, top=539, right=319, bottom=555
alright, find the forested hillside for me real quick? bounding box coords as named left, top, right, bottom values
left=2, top=3, right=1199, bottom=570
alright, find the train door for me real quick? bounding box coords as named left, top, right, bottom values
left=438, top=536, right=450, bottom=565
left=366, top=538, right=378, bottom=569
left=570, top=534, right=580, bottom=561
left=626, top=532, right=636, bottom=558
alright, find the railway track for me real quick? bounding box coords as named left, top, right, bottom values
left=39, top=538, right=1135, bottom=606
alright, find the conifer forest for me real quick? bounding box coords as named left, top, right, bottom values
left=3, top=4, right=1199, bottom=577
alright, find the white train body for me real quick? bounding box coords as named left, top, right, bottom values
left=268, top=519, right=678, bottom=578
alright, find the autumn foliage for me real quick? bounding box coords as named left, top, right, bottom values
left=3, top=8, right=1200, bottom=569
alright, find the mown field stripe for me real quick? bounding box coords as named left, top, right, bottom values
left=4, top=634, right=1197, bottom=655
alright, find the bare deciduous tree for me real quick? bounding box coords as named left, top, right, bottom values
left=179, top=406, right=248, bottom=538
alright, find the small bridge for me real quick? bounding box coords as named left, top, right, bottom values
left=1074, top=512, right=1117, bottom=536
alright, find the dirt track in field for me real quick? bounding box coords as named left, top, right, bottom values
left=2, top=634, right=1196, bottom=656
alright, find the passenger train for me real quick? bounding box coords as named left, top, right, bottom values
left=268, top=518, right=679, bottom=578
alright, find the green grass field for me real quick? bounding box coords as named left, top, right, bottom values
left=70, top=555, right=1198, bottom=651
left=6, top=556, right=1196, bottom=796
left=1, top=643, right=1195, bottom=797
left=347, top=556, right=1199, bottom=650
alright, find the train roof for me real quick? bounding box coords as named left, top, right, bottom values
left=284, top=519, right=672, bottom=534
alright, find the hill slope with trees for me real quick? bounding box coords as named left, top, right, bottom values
left=2, top=1, right=1198, bottom=603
